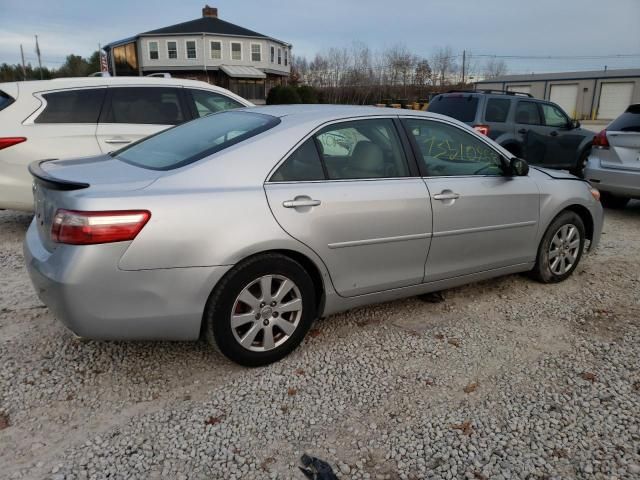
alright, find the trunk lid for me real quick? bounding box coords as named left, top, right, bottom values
left=31, top=155, right=162, bottom=251
left=600, top=131, right=640, bottom=171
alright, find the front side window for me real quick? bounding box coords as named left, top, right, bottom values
left=277, top=48, right=282, bottom=65
left=0, top=90, right=16, bottom=112
left=231, top=42, right=242, bottom=61
left=103, top=87, right=185, bottom=125
left=315, top=119, right=409, bottom=180
left=167, top=41, right=177, bottom=59
left=114, top=111, right=280, bottom=170
left=270, top=138, right=325, bottom=182
left=188, top=89, right=244, bottom=117
left=270, top=46, right=275, bottom=63
left=35, top=88, right=106, bottom=124
left=404, top=119, right=503, bottom=177
left=251, top=44, right=261, bottom=62
left=515, top=101, right=542, bottom=125
left=541, top=103, right=569, bottom=127
left=186, top=40, right=197, bottom=59
left=484, top=98, right=510, bottom=123
left=210, top=41, right=222, bottom=60
left=149, top=41, right=159, bottom=60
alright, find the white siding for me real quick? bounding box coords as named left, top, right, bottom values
left=138, top=35, right=290, bottom=75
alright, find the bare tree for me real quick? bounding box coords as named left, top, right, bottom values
left=484, top=57, right=508, bottom=79
left=430, top=45, right=458, bottom=87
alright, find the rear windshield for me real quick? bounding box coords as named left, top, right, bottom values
left=113, top=111, right=280, bottom=170
left=428, top=95, right=479, bottom=122
left=0, top=91, right=15, bottom=112
left=607, top=105, right=640, bottom=132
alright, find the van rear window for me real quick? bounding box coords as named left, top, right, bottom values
left=114, top=111, right=280, bottom=170
left=0, top=91, right=15, bottom=112
left=428, top=95, right=479, bottom=122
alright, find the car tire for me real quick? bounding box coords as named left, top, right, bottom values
left=600, top=192, right=630, bottom=209
left=570, top=148, right=590, bottom=178
left=531, top=211, right=586, bottom=283
left=204, top=253, right=317, bottom=367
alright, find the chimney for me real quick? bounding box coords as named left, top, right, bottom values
left=202, top=5, right=218, bottom=18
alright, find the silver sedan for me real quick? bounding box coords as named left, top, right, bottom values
left=24, top=105, right=603, bottom=366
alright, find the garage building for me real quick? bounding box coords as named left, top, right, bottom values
left=475, top=68, right=640, bottom=121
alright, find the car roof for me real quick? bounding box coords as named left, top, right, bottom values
left=2, top=76, right=245, bottom=95
left=247, top=104, right=444, bottom=122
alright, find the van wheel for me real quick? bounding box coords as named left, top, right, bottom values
left=531, top=211, right=585, bottom=283
left=600, top=193, right=629, bottom=209
left=204, top=254, right=317, bottom=367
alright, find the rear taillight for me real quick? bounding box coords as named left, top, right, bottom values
left=593, top=129, right=609, bottom=149
left=0, top=137, right=26, bottom=150
left=473, top=125, right=490, bottom=136
left=51, top=209, right=151, bottom=245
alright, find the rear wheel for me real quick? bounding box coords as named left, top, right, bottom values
left=600, top=192, right=630, bottom=209
left=570, top=148, right=590, bottom=178
left=204, top=254, right=317, bottom=367
left=531, top=211, right=585, bottom=283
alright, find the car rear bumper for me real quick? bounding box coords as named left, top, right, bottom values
left=24, top=219, right=231, bottom=341
left=585, top=158, right=640, bottom=198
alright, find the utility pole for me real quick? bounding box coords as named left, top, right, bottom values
left=35, top=35, right=43, bottom=79
left=461, top=50, right=466, bottom=84
left=20, top=44, right=27, bottom=80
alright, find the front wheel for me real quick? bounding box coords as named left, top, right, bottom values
left=531, top=211, right=585, bottom=283
left=204, top=254, right=317, bottom=367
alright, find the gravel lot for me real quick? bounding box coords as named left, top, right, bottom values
left=1, top=204, right=639, bottom=480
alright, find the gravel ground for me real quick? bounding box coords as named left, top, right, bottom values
left=1, top=204, right=639, bottom=480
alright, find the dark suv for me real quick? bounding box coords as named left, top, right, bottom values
left=427, top=90, right=594, bottom=174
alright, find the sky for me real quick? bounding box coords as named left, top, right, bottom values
left=1, top=0, right=639, bottom=74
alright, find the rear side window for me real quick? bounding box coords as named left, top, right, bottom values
left=188, top=89, right=244, bottom=118
left=35, top=88, right=106, bottom=123
left=270, top=138, right=325, bottom=182
left=114, top=111, right=280, bottom=170
left=515, top=101, right=542, bottom=125
left=103, top=87, right=185, bottom=125
left=0, top=91, right=15, bottom=112
left=608, top=105, right=640, bottom=132
left=484, top=98, right=510, bottom=123
left=428, top=95, right=479, bottom=122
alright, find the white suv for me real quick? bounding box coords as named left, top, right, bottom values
left=0, top=76, right=252, bottom=211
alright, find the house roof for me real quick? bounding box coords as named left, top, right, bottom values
left=139, top=16, right=289, bottom=45
left=476, top=68, right=640, bottom=84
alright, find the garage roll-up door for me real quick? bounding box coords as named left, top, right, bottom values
left=597, top=82, right=634, bottom=120
left=550, top=84, right=578, bottom=119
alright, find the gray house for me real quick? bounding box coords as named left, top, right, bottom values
left=475, top=68, right=640, bottom=121
left=104, top=6, right=292, bottom=102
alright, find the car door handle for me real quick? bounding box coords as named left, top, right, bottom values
left=283, top=198, right=321, bottom=208
left=550, top=131, right=558, bottom=136
left=518, top=128, right=528, bottom=134
left=433, top=191, right=460, bottom=201
left=104, top=138, right=131, bottom=144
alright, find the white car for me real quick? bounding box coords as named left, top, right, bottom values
left=0, top=76, right=252, bottom=211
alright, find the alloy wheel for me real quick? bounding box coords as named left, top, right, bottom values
left=548, top=223, right=581, bottom=275
left=230, top=274, right=303, bottom=352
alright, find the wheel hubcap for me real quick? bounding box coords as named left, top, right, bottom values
left=548, top=223, right=581, bottom=275
left=231, top=274, right=303, bottom=352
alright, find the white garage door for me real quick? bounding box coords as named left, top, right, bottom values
left=550, top=84, right=578, bottom=119
left=597, top=82, right=634, bottom=120
left=507, top=85, right=531, bottom=94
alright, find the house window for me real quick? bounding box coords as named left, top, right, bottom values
left=231, top=42, right=242, bottom=61
left=149, top=41, right=159, bottom=60
left=284, top=49, right=288, bottom=66
left=211, top=41, right=222, bottom=60
left=167, top=41, right=177, bottom=59
left=186, top=40, right=197, bottom=59
left=251, top=44, right=261, bottom=62
left=270, top=46, right=275, bottom=63
left=277, top=48, right=282, bottom=65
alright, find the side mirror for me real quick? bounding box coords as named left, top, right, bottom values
left=509, top=157, right=529, bottom=176
left=570, top=119, right=581, bottom=129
